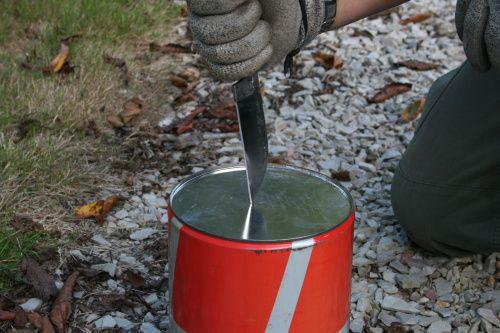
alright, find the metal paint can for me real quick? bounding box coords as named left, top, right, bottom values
left=168, top=165, right=354, bottom=333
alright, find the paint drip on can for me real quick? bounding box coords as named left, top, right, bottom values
left=168, top=165, right=354, bottom=333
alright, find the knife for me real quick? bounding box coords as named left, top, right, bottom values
left=232, top=73, right=268, bottom=205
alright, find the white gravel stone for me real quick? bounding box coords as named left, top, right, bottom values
left=19, top=298, right=42, bottom=312
left=381, top=295, right=420, bottom=314
left=130, top=228, right=157, bottom=240
left=350, top=318, right=365, bottom=333
left=94, top=315, right=116, bottom=329
left=69, top=249, right=87, bottom=261
left=427, top=320, right=451, bottom=333
left=92, top=234, right=111, bottom=246
left=117, top=220, right=140, bottom=229
left=115, top=317, right=135, bottom=330
left=477, top=308, right=500, bottom=327
left=115, top=209, right=129, bottom=219
left=91, top=262, right=117, bottom=277
left=140, top=322, right=162, bottom=333
left=143, top=193, right=168, bottom=208
left=144, top=293, right=158, bottom=305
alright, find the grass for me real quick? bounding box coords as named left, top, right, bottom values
left=0, top=0, right=181, bottom=290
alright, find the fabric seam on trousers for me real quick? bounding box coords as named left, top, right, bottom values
left=397, top=165, right=499, bottom=192
left=414, top=62, right=466, bottom=135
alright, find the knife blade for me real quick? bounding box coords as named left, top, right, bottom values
left=232, top=73, right=268, bottom=205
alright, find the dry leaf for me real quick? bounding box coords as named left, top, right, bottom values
left=149, top=42, right=191, bottom=54
left=49, top=42, right=70, bottom=73
left=181, top=5, right=188, bottom=17
left=174, top=93, right=197, bottom=105
left=14, top=306, right=27, bottom=327
left=122, top=271, right=146, bottom=288
left=179, top=67, right=200, bottom=82
left=395, top=60, right=438, bottom=71
left=400, top=12, right=433, bottom=25
left=107, top=115, right=124, bottom=129
left=75, top=195, right=120, bottom=225
left=368, top=83, right=412, bottom=103
left=401, top=98, right=426, bottom=122
left=50, top=272, right=79, bottom=333
left=28, top=312, right=56, bottom=333
left=207, top=104, right=237, bottom=121
left=313, top=52, right=343, bottom=69
left=11, top=214, right=44, bottom=233
left=331, top=171, right=351, bottom=182
left=21, top=257, right=58, bottom=301
left=173, top=107, right=206, bottom=135
left=0, top=310, right=15, bottom=321
left=170, top=75, right=189, bottom=89
left=268, top=155, right=287, bottom=164
left=120, top=97, right=144, bottom=124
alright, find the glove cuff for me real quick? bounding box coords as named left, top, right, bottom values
left=302, top=0, right=326, bottom=46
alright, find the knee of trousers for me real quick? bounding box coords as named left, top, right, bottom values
left=391, top=169, right=438, bottom=254
left=391, top=165, right=500, bottom=257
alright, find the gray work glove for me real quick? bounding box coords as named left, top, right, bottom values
left=455, top=0, right=500, bottom=72
left=188, top=0, right=325, bottom=80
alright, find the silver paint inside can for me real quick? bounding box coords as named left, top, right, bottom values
left=170, top=165, right=353, bottom=242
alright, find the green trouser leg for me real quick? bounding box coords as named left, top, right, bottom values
left=391, top=61, right=500, bottom=257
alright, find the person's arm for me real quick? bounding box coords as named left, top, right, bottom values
left=332, top=0, right=410, bottom=28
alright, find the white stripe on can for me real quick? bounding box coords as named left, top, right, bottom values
left=339, top=320, right=350, bottom=333
left=265, top=238, right=315, bottom=333
left=168, top=217, right=183, bottom=330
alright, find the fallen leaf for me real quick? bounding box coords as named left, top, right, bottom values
left=149, top=42, right=191, bottom=54
left=181, top=5, right=188, bottom=17
left=401, top=98, right=426, bottom=122
left=10, top=214, right=44, bottom=233
left=173, top=107, right=206, bottom=135
left=107, top=115, right=124, bottom=129
left=268, top=155, right=287, bottom=164
left=28, top=312, right=55, bottom=333
left=207, top=104, right=237, bottom=121
left=170, top=75, right=189, bottom=89
left=313, top=52, right=343, bottom=69
left=0, top=310, right=15, bottom=321
left=14, top=306, right=27, bottom=327
left=50, top=271, right=79, bottom=333
left=178, top=67, right=200, bottom=82
left=0, top=296, right=16, bottom=310
left=75, top=195, right=120, bottom=225
left=122, top=271, right=146, bottom=288
left=400, top=12, right=433, bottom=25
left=119, top=97, right=144, bottom=124
left=48, top=42, right=70, bottom=73
left=174, top=93, right=197, bottom=105
left=387, top=322, right=409, bottom=333
left=21, top=257, right=58, bottom=301
left=395, top=60, right=438, bottom=71
left=368, top=83, right=412, bottom=104
left=331, top=171, right=351, bottom=182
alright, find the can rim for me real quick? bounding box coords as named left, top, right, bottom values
left=168, top=164, right=355, bottom=243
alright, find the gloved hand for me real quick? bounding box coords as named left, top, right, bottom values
left=188, top=0, right=325, bottom=80
left=455, top=0, right=500, bottom=72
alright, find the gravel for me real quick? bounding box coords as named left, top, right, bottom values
left=62, top=1, right=500, bottom=331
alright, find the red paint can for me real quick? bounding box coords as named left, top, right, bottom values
left=168, top=165, right=354, bottom=333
